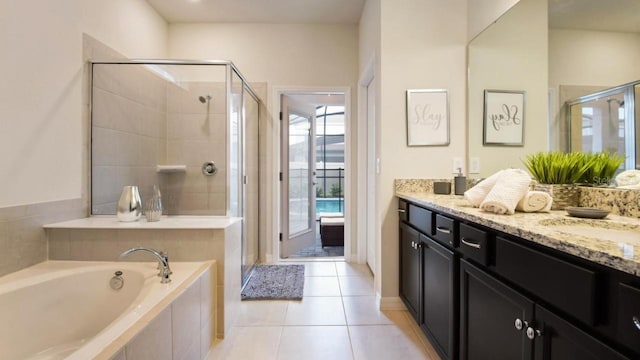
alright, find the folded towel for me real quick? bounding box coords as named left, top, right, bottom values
left=464, top=170, right=504, bottom=207
left=516, top=191, right=552, bottom=213
left=480, top=169, right=532, bottom=215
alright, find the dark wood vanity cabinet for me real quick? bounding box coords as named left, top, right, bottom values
left=460, top=259, right=628, bottom=360
left=533, top=304, right=628, bottom=360
left=399, top=222, right=422, bottom=321
left=399, top=198, right=638, bottom=360
left=460, top=259, right=533, bottom=360
left=421, top=235, right=457, bottom=359
left=399, top=200, right=457, bottom=359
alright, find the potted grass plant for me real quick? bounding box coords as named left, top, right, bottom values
left=523, top=151, right=589, bottom=210
left=579, top=152, right=624, bottom=186
left=523, top=151, right=624, bottom=209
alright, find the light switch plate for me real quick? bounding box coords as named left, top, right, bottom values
left=470, top=157, right=481, bottom=174
left=452, top=157, right=463, bottom=173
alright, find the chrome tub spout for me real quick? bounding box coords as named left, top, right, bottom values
left=119, top=247, right=172, bottom=284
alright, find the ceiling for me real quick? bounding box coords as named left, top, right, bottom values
left=145, top=0, right=366, bottom=24
left=549, top=0, right=640, bottom=33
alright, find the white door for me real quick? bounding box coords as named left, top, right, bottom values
left=366, top=79, right=377, bottom=273
left=280, top=95, right=317, bottom=258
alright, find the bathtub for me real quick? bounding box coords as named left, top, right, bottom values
left=0, top=260, right=215, bottom=360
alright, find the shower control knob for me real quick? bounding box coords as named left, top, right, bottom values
left=202, top=161, right=218, bottom=176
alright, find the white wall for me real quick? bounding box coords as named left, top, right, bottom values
left=549, top=29, right=640, bottom=89
left=168, top=23, right=358, bottom=87
left=378, top=0, right=468, bottom=298
left=467, top=0, right=548, bottom=177
left=467, top=0, right=520, bottom=41
left=358, top=0, right=381, bottom=290
left=0, top=0, right=167, bottom=207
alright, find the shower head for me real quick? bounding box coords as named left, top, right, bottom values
left=199, top=94, right=212, bottom=103
left=606, top=98, right=624, bottom=106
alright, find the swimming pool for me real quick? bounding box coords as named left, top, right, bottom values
left=316, top=198, right=344, bottom=214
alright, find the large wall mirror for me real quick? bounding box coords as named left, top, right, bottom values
left=468, top=0, right=640, bottom=178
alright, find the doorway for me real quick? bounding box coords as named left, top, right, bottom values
left=279, top=92, right=347, bottom=259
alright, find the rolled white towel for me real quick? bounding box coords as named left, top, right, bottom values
left=617, top=183, right=640, bottom=190
left=464, top=170, right=504, bottom=207
left=615, top=170, right=640, bottom=187
left=480, top=169, right=532, bottom=215
left=516, top=191, right=552, bottom=213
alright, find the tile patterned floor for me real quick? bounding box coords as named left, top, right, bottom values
left=207, top=261, right=441, bottom=360
left=288, top=222, right=344, bottom=258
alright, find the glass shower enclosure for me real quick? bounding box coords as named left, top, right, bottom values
left=88, top=60, right=260, bottom=285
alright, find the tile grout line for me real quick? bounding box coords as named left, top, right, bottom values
left=337, top=261, right=358, bottom=360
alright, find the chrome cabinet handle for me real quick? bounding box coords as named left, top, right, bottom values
left=436, top=226, right=451, bottom=234
left=397, top=209, right=406, bottom=213
left=633, top=316, right=640, bottom=331
left=526, top=326, right=542, bottom=340
left=411, top=241, right=415, bottom=248
left=514, top=318, right=523, bottom=331
left=461, top=237, right=481, bottom=249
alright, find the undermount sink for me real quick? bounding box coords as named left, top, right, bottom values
left=538, top=218, right=640, bottom=244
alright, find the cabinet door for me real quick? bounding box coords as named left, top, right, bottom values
left=460, top=260, right=534, bottom=360
left=421, top=235, right=457, bottom=360
left=400, top=223, right=421, bottom=321
left=533, top=305, right=629, bottom=360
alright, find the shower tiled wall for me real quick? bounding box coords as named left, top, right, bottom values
left=91, top=64, right=168, bottom=214
left=91, top=70, right=229, bottom=215
left=164, top=81, right=228, bottom=215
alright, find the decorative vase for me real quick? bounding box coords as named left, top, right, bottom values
left=533, top=183, right=580, bottom=210
left=145, top=184, right=162, bottom=222
left=117, top=186, right=142, bottom=222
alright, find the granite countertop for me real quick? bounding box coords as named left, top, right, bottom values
left=396, top=191, right=640, bottom=277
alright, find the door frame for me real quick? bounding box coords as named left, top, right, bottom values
left=270, top=86, right=352, bottom=261
left=357, top=57, right=379, bottom=272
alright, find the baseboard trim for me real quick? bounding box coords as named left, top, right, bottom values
left=379, top=296, right=407, bottom=311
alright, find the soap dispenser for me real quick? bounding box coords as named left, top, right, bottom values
left=454, top=168, right=466, bottom=195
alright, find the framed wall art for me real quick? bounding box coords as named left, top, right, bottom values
left=406, top=89, right=449, bottom=146
left=483, top=89, right=525, bottom=146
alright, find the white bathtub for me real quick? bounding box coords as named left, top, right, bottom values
left=0, top=260, right=213, bottom=360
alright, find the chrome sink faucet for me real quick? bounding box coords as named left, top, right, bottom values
left=119, top=247, right=172, bottom=284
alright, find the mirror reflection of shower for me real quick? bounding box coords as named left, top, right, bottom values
left=566, top=80, right=637, bottom=170
left=199, top=94, right=212, bottom=103
left=199, top=94, right=212, bottom=133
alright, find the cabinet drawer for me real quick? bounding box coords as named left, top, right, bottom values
left=434, top=214, right=456, bottom=247
left=459, top=223, right=488, bottom=266
left=408, top=204, right=433, bottom=235
left=617, top=283, right=640, bottom=352
left=495, top=237, right=597, bottom=325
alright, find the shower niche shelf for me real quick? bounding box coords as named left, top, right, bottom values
left=156, top=165, right=187, bottom=173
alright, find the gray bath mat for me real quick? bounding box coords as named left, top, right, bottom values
left=241, top=265, right=305, bottom=300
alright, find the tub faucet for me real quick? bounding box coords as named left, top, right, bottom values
left=119, top=247, right=172, bottom=284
